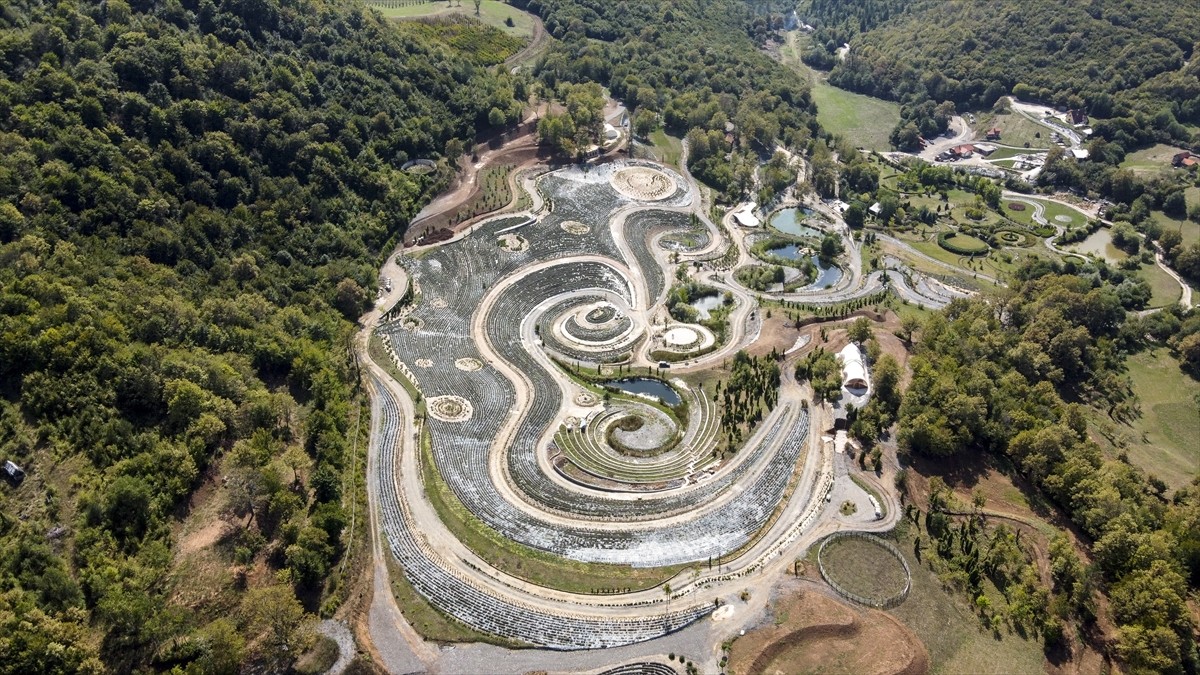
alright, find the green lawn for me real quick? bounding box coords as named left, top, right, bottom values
left=782, top=32, right=899, bottom=150
left=1120, top=144, right=1191, bottom=176
left=811, top=82, right=900, bottom=151
left=1117, top=349, right=1200, bottom=490
left=1141, top=261, right=1183, bottom=308
left=1156, top=214, right=1200, bottom=248
left=370, top=0, right=536, bottom=40
left=648, top=129, right=683, bottom=167
left=1040, top=200, right=1089, bottom=229
left=972, top=109, right=1052, bottom=150
left=943, top=233, right=989, bottom=254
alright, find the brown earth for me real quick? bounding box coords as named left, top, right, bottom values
left=728, top=586, right=928, bottom=675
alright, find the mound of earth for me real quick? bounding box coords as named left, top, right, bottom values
left=728, top=588, right=927, bottom=675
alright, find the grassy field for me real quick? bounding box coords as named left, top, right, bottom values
left=1113, top=348, right=1200, bottom=489
left=1151, top=193, right=1200, bottom=248
left=782, top=32, right=899, bottom=150
left=647, top=128, right=683, bottom=167
left=942, top=233, right=989, bottom=253
left=1120, top=143, right=1191, bottom=175
left=887, top=524, right=1047, bottom=674
left=810, top=82, right=900, bottom=151
left=1040, top=200, right=1089, bottom=229
left=820, top=536, right=908, bottom=599
left=370, top=0, right=536, bottom=40
left=1140, top=260, right=1183, bottom=308
left=972, top=109, right=1053, bottom=150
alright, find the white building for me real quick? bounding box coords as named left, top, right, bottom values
left=837, top=343, right=868, bottom=391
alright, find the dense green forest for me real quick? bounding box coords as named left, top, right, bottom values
left=798, top=0, right=1200, bottom=150
left=520, top=0, right=821, bottom=199
left=898, top=270, right=1200, bottom=672
left=0, top=0, right=518, bottom=669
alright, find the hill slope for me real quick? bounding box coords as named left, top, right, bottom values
left=0, top=0, right=518, bottom=670
left=799, top=0, right=1200, bottom=146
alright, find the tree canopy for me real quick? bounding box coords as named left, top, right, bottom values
left=0, top=0, right=517, bottom=669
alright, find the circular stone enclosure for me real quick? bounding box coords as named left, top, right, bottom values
left=817, top=533, right=911, bottom=609
left=663, top=326, right=699, bottom=348
left=427, top=395, right=474, bottom=423
left=610, top=167, right=676, bottom=201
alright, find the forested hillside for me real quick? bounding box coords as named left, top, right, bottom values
left=521, top=0, right=821, bottom=198
left=0, top=0, right=518, bottom=670
left=897, top=271, right=1200, bottom=673
left=799, top=0, right=1200, bottom=149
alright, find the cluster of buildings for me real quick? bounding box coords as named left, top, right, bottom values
left=936, top=143, right=997, bottom=162
left=1173, top=151, right=1198, bottom=169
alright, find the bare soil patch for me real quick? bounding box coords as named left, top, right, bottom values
left=728, top=587, right=927, bottom=675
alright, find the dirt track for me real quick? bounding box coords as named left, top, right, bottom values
left=729, top=586, right=928, bottom=675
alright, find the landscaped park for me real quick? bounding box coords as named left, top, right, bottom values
left=354, top=135, right=1004, bottom=663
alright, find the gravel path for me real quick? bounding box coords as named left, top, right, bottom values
left=317, top=619, right=356, bottom=675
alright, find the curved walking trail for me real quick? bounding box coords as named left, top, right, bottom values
left=355, top=148, right=911, bottom=671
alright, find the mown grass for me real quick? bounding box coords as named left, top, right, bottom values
left=648, top=128, right=683, bottom=167
left=1114, top=348, right=1200, bottom=490
left=972, top=109, right=1053, bottom=150
left=1140, top=260, right=1183, bottom=308
left=371, top=0, right=535, bottom=39
left=1119, top=143, right=1191, bottom=175
left=820, top=536, right=907, bottom=600
left=782, top=32, right=898, bottom=150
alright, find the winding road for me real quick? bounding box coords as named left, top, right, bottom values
left=354, top=153, right=921, bottom=672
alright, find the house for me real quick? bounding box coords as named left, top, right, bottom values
left=986, top=127, right=1002, bottom=141
left=973, top=143, right=997, bottom=156
left=1070, top=147, right=1090, bottom=161
left=1173, top=152, right=1195, bottom=168
left=1067, top=109, right=1089, bottom=126
left=1184, top=157, right=1199, bottom=169
left=950, top=144, right=975, bottom=158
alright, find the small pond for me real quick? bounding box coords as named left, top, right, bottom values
left=769, top=208, right=822, bottom=238
left=602, top=378, right=682, bottom=406
left=1067, top=229, right=1126, bottom=264
left=765, top=244, right=844, bottom=287
left=689, top=294, right=723, bottom=320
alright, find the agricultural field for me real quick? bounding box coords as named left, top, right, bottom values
left=1119, top=144, right=1192, bottom=176
left=971, top=108, right=1053, bottom=150
left=368, top=0, right=536, bottom=41
left=1102, top=348, right=1200, bottom=490
left=781, top=32, right=899, bottom=150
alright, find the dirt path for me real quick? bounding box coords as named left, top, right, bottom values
left=504, top=10, right=548, bottom=68
left=316, top=620, right=357, bottom=675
